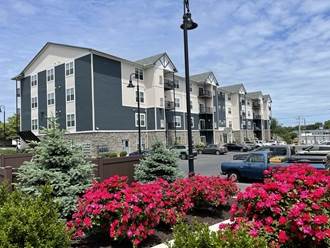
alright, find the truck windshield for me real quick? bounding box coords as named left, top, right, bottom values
left=246, top=154, right=264, bottom=163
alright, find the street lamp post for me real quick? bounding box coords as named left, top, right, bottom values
left=0, top=105, right=5, bottom=140
left=127, top=72, right=142, bottom=154
left=180, top=0, right=198, bottom=176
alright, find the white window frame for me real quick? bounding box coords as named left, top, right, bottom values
left=135, top=68, right=144, bottom=80
left=66, top=113, right=75, bottom=128
left=160, top=97, right=164, bottom=107
left=31, top=97, right=38, bottom=109
left=31, top=119, right=38, bottom=130
left=191, top=117, right=194, bottom=128
left=46, top=68, right=54, bottom=82
left=31, top=74, right=38, bottom=87
left=228, top=107, right=231, bottom=114
left=136, top=91, right=144, bottom=103
left=47, top=92, right=55, bottom=105
left=175, top=116, right=181, bottom=128
left=65, top=61, right=74, bottom=76
left=66, top=88, right=75, bottom=102
left=159, top=75, right=163, bottom=85
left=175, top=98, right=180, bottom=108
left=135, top=113, right=146, bottom=127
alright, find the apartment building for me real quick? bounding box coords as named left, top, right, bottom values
left=12, top=42, right=271, bottom=155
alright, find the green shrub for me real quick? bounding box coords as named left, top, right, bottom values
left=0, top=184, right=70, bottom=247
left=0, top=148, right=17, bottom=155
left=119, top=151, right=127, bottom=157
left=109, top=152, right=118, bottom=158
left=16, top=120, right=95, bottom=218
left=169, top=221, right=268, bottom=248
left=134, top=141, right=182, bottom=183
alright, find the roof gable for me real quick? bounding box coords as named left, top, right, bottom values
left=190, top=71, right=219, bottom=86
left=135, top=52, right=177, bottom=72
left=220, top=83, right=246, bottom=93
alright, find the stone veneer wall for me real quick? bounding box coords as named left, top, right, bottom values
left=65, top=131, right=166, bottom=157
left=233, top=130, right=255, bottom=143
left=214, top=130, right=225, bottom=145
left=166, top=130, right=201, bottom=146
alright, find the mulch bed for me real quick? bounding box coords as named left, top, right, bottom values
left=73, top=204, right=231, bottom=248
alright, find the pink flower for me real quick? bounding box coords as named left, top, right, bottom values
left=314, top=215, right=328, bottom=225
left=278, top=230, right=289, bottom=243
left=279, top=216, right=287, bottom=225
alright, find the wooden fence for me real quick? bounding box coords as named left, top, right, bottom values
left=0, top=154, right=141, bottom=191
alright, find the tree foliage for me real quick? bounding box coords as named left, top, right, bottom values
left=0, top=114, right=18, bottom=140
left=16, top=120, right=95, bottom=218
left=134, top=141, right=182, bottom=183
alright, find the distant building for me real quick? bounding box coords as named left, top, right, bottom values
left=300, top=129, right=330, bottom=145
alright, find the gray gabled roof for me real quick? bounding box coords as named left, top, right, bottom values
left=263, top=94, right=272, bottom=101
left=246, top=91, right=263, bottom=99
left=190, top=71, right=219, bottom=86
left=219, top=83, right=245, bottom=93
left=135, top=52, right=177, bottom=72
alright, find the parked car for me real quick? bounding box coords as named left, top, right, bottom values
left=244, top=141, right=257, bottom=150
left=224, top=143, right=249, bottom=152
left=297, top=145, right=330, bottom=156
left=128, top=150, right=150, bottom=157
left=171, top=145, right=198, bottom=160
left=202, top=144, right=227, bottom=155
left=233, top=145, right=293, bottom=161
left=221, top=151, right=325, bottom=182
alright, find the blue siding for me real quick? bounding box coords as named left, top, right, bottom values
left=75, top=54, right=93, bottom=131
left=21, top=76, right=31, bottom=131
left=55, top=64, right=66, bottom=129
left=38, top=70, right=47, bottom=128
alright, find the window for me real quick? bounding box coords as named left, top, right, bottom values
left=135, top=68, right=143, bottom=80
left=214, top=122, right=217, bottom=128
left=65, top=61, right=74, bottom=76
left=159, top=75, right=163, bottom=85
left=227, top=95, right=231, bottom=101
left=31, top=74, right=37, bottom=87
left=174, top=80, right=179, bottom=88
left=248, top=111, right=251, bottom=117
left=241, top=99, right=245, bottom=105
left=31, top=119, right=38, bottom=130
left=228, top=107, right=231, bottom=114
left=175, top=116, right=181, bottom=128
left=190, top=100, right=193, bottom=110
left=47, top=68, right=54, bottom=81
left=67, top=114, right=75, bottom=128
left=175, top=98, right=180, bottom=108
left=190, top=87, right=192, bottom=92
left=47, top=118, right=53, bottom=129
left=160, top=97, right=164, bottom=107
left=247, top=100, right=250, bottom=105
left=247, top=154, right=264, bottom=163
left=66, top=88, right=75, bottom=102
left=135, top=113, right=146, bottom=127
left=229, top=121, right=232, bottom=128
left=136, top=91, right=144, bottom=103
left=47, top=92, right=55, bottom=105
left=31, top=97, right=38, bottom=109
left=191, top=117, right=194, bottom=128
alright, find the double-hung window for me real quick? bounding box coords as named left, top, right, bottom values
left=67, top=114, right=75, bottom=128
left=47, top=92, right=55, bottom=105
left=65, top=62, right=74, bottom=76
left=31, top=119, right=38, bottom=130
left=31, top=97, right=38, bottom=109
left=136, top=91, right=144, bottom=103
left=135, top=113, right=146, bottom=127
left=175, top=116, right=181, bottom=128
left=135, top=68, right=144, bottom=80
left=175, top=98, right=180, bottom=108
left=66, top=88, right=75, bottom=102
left=31, top=75, right=38, bottom=87
left=47, top=68, right=54, bottom=81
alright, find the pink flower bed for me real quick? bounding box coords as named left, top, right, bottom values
left=230, top=164, right=330, bottom=247
left=68, top=175, right=238, bottom=247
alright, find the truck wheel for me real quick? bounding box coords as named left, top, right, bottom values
left=216, top=150, right=220, bottom=155
left=228, top=172, right=239, bottom=182
left=180, top=154, right=187, bottom=160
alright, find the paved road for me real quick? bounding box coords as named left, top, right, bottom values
left=178, top=152, right=251, bottom=192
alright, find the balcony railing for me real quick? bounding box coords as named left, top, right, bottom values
left=200, top=123, right=213, bottom=130
left=198, top=89, right=211, bottom=98
left=199, top=107, right=213, bottom=114
left=164, top=79, right=174, bottom=90
left=252, top=101, right=261, bottom=108
left=253, top=114, right=262, bottom=119
left=165, top=101, right=175, bottom=110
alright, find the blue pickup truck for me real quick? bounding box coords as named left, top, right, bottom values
left=221, top=151, right=326, bottom=181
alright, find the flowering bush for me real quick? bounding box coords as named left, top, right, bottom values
left=68, top=175, right=237, bottom=247
left=231, top=164, right=330, bottom=247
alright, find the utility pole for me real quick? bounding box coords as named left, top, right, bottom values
left=304, top=118, right=307, bottom=145
left=298, top=116, right=301, bottom=145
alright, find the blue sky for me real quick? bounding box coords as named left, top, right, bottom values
left=1, top=0, right=330, bottom=126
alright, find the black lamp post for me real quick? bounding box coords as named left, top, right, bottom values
left=181, top=0, right=198, bottom=176
left=127, top=72, right=142, bottom=154
left=0, top=105, right=6, bottom=140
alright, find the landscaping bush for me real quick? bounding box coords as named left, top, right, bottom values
left=16, top=121, right=95, bottom=218
left=120, top=151, right=128, bottom=157
left=169, top=221, right=268, bottom=248
left=109, top=152, right=118, bottom=158
left=134, top=141, right=181, bottom=183
left=68, top=175, right=237, bottom=247
left=231, top=164, right=330, bottom=247
left=0, top=184, right=70, bottom=247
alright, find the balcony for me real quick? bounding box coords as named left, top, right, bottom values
left=253, top=114, right=262, bottom=119
left=252, top=101, right=261, bottom=108
left=164, top=79, right=174, bottom=90
left=165, top=101, right=175, bottom=110
left=199, top=107, right=213, bottom=114
left=200, top=123, right=213, bottom=130
left=198, top=89, right=212, bottom=98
